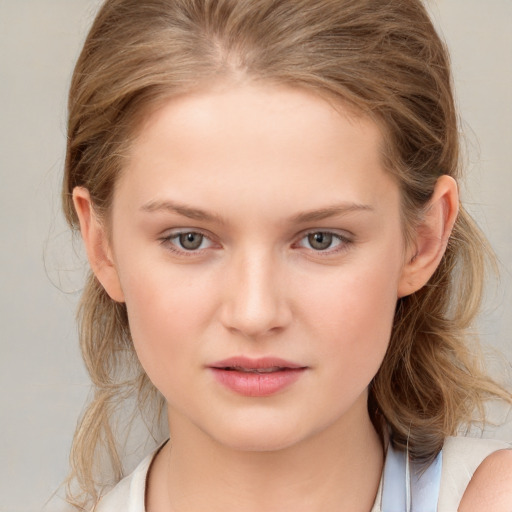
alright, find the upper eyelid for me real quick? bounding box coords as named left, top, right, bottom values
left=295, top=228, right=353, bottom=241
left=162, top=227, right=215, bottom=241
left=160, top=227, right=352, bottom=238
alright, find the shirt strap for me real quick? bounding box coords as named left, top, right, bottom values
left=381, top=442, right=443, bottom=512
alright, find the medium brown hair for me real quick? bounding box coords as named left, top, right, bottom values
left=62, top=0, right=510, bottom=508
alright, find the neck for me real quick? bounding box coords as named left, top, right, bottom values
left=147, top=398, right=383, bottom=512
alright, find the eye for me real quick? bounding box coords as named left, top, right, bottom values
left=162, top=231, right=214, bottom=252
left=307, top=232, right=334, bottom=250
left=296, top=231, right=350, bottom=252
left=178, top=232, right=205, bottom=250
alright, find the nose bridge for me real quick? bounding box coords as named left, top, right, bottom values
left=220, top=245, right=290, bottom=338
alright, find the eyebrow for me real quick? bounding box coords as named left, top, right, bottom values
left=140, top=199, right=227, bottom=225
left=140, top=199, right=374, bottom=224
left=290, top=203, right=374, bottom=223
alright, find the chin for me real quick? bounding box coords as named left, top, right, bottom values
left=204, top=417, right=309, bottom=453
left=218, top=434, right=303, bottom=453
left=195, top=415, right=305, bottom=452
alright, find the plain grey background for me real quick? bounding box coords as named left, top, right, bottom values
left=1, top=1, right=511, bottom=511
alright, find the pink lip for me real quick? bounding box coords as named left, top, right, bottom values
left=209, top=357, right=307, bottom=397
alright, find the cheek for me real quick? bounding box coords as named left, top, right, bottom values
left=300, top=258, right=400, bottom=387
left=117, top=259, right=216, bottom=388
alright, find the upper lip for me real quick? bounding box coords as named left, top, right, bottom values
left=209, top=356, right=306, bottom=371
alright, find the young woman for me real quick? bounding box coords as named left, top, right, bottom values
left=62, top=0, right=512, bottom=510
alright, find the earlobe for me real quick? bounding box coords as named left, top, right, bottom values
left=72, top=187, right=125, bottom=302
left=397, top=175, right=459, bottom=298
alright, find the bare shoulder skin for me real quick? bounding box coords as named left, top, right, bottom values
left=459, top=449, right=512, bottom=511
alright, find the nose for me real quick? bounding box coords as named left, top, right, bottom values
left=219, top=249, right=292, bottom=339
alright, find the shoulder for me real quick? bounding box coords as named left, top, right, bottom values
left=439, top=436, right=512, bottom=512
left=93, top=448, right=157, bottom=512
left=94, top=474, right=134, bottom=512
left=458, top=448, right=512, bottom=512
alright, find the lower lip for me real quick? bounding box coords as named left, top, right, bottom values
left=210, top=368, right=305, bottom=397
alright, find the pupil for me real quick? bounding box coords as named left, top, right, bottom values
left=308, top=232, right=332, bottom=250
left=180, top=232, right=203, bottom=250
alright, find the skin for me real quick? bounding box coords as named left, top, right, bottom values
left=72, top=83, right=512, bottom=512
left=459, top=449, right=512, bottom=511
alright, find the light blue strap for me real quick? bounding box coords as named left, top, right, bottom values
left=381, top=442, right=443, bottom=512
left=381, top=443, right=408, bottom=511
left=410, top=449, right=443, bottom=511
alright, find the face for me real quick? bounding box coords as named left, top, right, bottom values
left=105, top=83, right=409, bottom=451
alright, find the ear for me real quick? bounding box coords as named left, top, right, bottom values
left=72, top=187, right=125, bottom=302
left=397, top=175, right=459, bottom=298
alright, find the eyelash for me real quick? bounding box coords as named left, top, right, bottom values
left=159, top=229, right=353, bottom=257
left=293, top=231, right=353, bottom=255
left=159, top=230, right=216, bottom=257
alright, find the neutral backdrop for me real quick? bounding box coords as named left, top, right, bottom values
left=1, top=1, right=511, bottom=511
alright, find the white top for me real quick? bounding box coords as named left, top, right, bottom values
left=94, top=436, right=510, bottom=512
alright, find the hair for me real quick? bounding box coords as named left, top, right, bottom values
left=62, top=0, right=510, bottom=508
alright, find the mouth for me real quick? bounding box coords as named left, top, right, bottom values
left=219, top=366, right=293, bottom=374
left=208, top=357, right=307, bottom=397
left=210, top=356, right=306, bottom=372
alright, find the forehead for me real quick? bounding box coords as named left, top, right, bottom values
left=117, top=83, right=399, bottom=220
